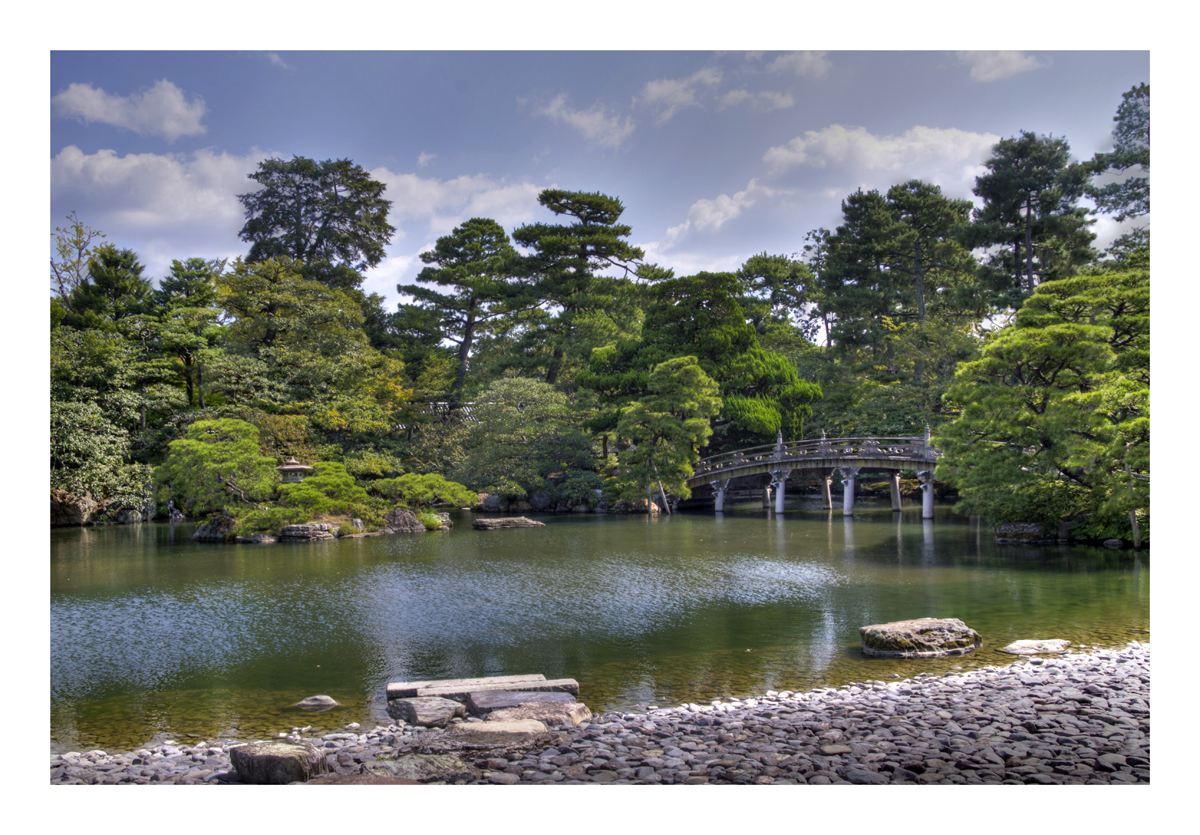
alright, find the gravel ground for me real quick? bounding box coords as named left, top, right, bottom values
left=50, top=642, right=1149, bottom=785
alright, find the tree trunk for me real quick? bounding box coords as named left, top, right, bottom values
left=545, top=347, right=564, bottom=386
left=184, top=355, right=195, bottom=406
left=454, top=306, right=478, bottom=408
left=197, top=361, right=206, bottom=409
left=1024, top=197, right=1035, bottom=293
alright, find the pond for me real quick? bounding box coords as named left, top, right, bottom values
left=50, top=500, right=1149, bottom=753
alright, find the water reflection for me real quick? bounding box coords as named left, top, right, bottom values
left=51, top=503, right=1149, bottom=751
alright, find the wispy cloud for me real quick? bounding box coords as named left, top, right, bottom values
left=265, top=52, right=293, bottom=70
left=660, top=179, right=779, bottom=249
left=718, top=89, right=794, bottom=112
left=765, top=51, right=832, bottom=78
left=368, top=167, right=549, bottom=239
left=417, top=152, right=436, bottom=169
left=636, top=67, right=722, bottom=124
left=956, top=51, right=1050, bottom=82
left=529, top=93, right=635, bottom=148
left=763, top=124, right=1001, bottom=197
left=51, top=79, right=207, bottom=143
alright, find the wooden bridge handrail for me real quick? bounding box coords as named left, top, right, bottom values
left=692, top=436, right=937, bottom=478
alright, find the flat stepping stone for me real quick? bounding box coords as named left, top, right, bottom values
left=998, top=639, right=1071, bottom=655
left=364, top=754, right=481, bottom=784
left=418, top=678, right=579, bottom=701
left=229, top=740, right=329, bottom=784
left=472, top=517, right=546, bottom=530
left=386, top=674, right=547, bottom=701
left=386, top=696, right=466, bottom=727
left=466, top=689, right=576, bottom=716
left=486, top=701, right=592, bottom=727
left=307, top=773, right=420, bottom=784
left=402, top=720, right=556, bottom=758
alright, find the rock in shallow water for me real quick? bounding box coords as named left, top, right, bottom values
left=291, top=695, right=340, bottom=711
left=998, top=639, right=1071, bottom=655
left=860, top=617, right=982, bottom=658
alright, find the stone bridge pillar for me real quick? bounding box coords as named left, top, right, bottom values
left=917, top=469, right=935, bottom=519
left=890, top=473, right=903, bottom=512
left=841, top=466, right=860, bottom=516
left=821, top=471, right=833, bottom=509
left=762, top=484, right=772, bottom=508
left=771, top=469, right=790, bottom=514
left=710, top=479, right=727, bottom=513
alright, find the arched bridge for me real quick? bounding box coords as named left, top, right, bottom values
left=687, top=435, right=941, bottom=517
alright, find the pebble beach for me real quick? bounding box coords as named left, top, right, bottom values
left=50, top=642, right=1149, bottom=786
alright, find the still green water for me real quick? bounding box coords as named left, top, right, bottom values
left=50, top=500, right=1148, bottom=753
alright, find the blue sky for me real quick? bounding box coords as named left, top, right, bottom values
left=50, top=49, right=1148, bottom=310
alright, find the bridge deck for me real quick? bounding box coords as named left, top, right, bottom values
left=687, top=436, right=937, bottom=491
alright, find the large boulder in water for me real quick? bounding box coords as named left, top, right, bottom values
left=192, top=515, right=238, bottom=542
left=51, top=489, right=96, bottom=526
left=383, top=507, right=427, bottom=533
left=860, top=617, right=982, bottom=658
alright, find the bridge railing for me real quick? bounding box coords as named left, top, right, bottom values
left=691, top=436, right=937, bottom=479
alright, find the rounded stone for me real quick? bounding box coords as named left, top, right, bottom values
left=859, top=617, right=983, bottom=658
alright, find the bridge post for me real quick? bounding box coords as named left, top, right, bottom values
left=771, top=469, right=790, bottom=514
left=762, top=484, right=772, bottom=508
left=821, top=471, right=833, bottom=509
left=890, top=474, right=903, bottom=512
left=841, top=466, right=860, bottom=516
left=917, top=469, right=935, bottom=519
left=710, top=479, right=726, bottom=513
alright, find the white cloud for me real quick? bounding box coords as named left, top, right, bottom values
left=766, top=51, right=832, bottom=78
left=718, top=89, right=794, bottom=112
left=531, top=93, right=635, bottom=148
left=368, top=167, right=549, bottom=239
left=417, top=152, right=436, bottom=169
left=956, top=51, right=1050, bottom=82
left=265, top=53, right=292, bottom=70
left=656, top=179, right=779, bottom=250
left=51, top=144, right=266, bottom=229
left=51, top=79, right=207, bottom=143
left=763, top=124, right=1000, bottom=193
left=636, top=67, right=722, bottom=123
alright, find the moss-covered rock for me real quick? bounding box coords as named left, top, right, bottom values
left=191, top=515, right=238, bottom=542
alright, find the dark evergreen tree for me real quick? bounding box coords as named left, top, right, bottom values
left=238, top=156, right=395, bottom=272
left=969, top=132, right=1095, bottom=304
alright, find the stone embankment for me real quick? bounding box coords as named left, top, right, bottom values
left=50, top=643, right=1149, bottom=785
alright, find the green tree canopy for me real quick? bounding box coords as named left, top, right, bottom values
left=969, top=132, right=1095, bottom=302
left=154, top=418, right=279, bottom=515
left=399, top=217, right=524, bottom=405
left=374, top=473, right=478, bottom=509
left=610, top=357, right=722, bottom=508
left=238, top=156, right=395, bottom=272
left=511, top=189, right=659, bottom=387
left=1087, top=83, right=1149, bottom=221
left=935, top=270, right=1148, bottom=540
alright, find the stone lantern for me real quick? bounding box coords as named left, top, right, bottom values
left=277, top=456, right=314, bottom=484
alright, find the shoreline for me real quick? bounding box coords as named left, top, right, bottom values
left=51, top=642, right=1148, bottom=785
